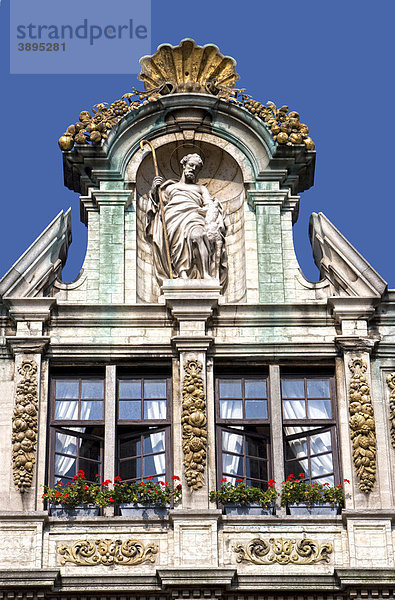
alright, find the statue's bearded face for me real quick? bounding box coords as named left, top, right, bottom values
left=183, top=157, right=202, bottom=182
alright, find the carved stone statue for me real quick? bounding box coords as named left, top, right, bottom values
left=145, top=153, right=227, bottom=288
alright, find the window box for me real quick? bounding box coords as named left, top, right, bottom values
left=119, top=503, right=169, bottom=518
left=50, top=503, right=100, bottom=517
left=287, top=502, right=340, bottom=516
left=223, top=502, right=275, bottom=516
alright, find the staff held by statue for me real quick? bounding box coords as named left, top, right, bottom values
left=140, top=139, right=173, bottom=279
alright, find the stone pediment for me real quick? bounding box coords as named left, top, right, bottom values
left=309, top=211, right=386, bottom=298
left=0, top=209, right=71, bottom=299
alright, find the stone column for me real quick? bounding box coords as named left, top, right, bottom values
left=247, top=187, right=299, bottom=304
left=163, top=279, right=220, bottom=511
left=5, top=298, right=53, bottom=512
left=93, top=190, right=131, bottom=304
left=163, top=280, right=222, bottom=568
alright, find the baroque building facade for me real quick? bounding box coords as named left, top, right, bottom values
left=0, top=40, right=394, bottom=599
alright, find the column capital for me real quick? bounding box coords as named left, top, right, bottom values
left=335, top=335, right=378, bottom=354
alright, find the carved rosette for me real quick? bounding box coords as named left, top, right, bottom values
left=182, top=359, right=207, bottom=490
left=385, top=372, right=395, bottom=448
left=348, top=359, right=376, bottom=493
left=233, top=537, right=333, bottom=565
left=58, top=538, right=158, bottom=566
left=12, top=360, right=38, bottom=492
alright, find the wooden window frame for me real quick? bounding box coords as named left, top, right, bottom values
left=215, top=376, right=270, bottom=425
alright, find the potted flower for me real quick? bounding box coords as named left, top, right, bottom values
left=280, top=473, right=348, bottom=515
left=43, top=470, right=110, bottom=517
left=209, top=478, right=278, bottom=515
left=111, top=475, right=182, bottom=517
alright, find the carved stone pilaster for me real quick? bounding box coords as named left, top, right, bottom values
left=385, top=372, right=395, bottom=448
left=12, top=360, right=39, bottom=492
left=348, top=358, right=376, bottom=493
left=182, top=359, right=207, bottom=490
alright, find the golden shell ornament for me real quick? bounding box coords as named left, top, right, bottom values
left=138, top=38, right=239, bottom=97
left=58, top=39, right=314, bottom=151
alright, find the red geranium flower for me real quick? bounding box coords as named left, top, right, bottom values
left=220, top=478, right=227, bottom=483
left=299, top=472, right=306, bottom=479
left=344, top=479, right=350, bottom=484
left=177, top=484, right=182, bottom=490
left=109, top=498, right=114, bottom=503
left=236, top=479, right=243, bottom=482
left=172, top=475, right=180, bottom=481
left=114, top=476, right=122, bottom=482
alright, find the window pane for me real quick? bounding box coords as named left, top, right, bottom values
left=223, top=453, right=243, bottom=476
left=55, top=432, right=77, bottom=455
left=313, top=474, right=334, bottom=486
left=55, top=400, right=78, bottom=420
left=246, top=437, right=266, bottom=458
left=308, top=399, right=331, bottom=419
left=219, top=380, right=242, bottom=398
left=144, top=400, right=166, bottom=420
left=307, top=379, right=330, bottom=398
left=222, top=431, right=243, bottom=454
left=119, top=437, right=141, bottom=459
left=119, top=380, right=141, bottom=399
left=144, top=453, right=165, bottom=477
left=81, top=401, right=103, bottom=420
left=81, top=380, right=103, bottom=399
left=282, top=379, right=305, bottom=398
left=144, top=431, right=165, bottom=454
left=245, top=400, right=267, bottom=419
left=310, top=431, right=332, bottom=454
left=285, top=437, right=307, bottom=459
left=119, top=400, right=141, bottom=420
left=55, top=454, right=76, bottom=478
left=285, top=458, right=309, bottom=479
left=144, top=380, right=167, bottom=398
left=310, top=454, right=333, bottom=477
left=119, top=457, right=141, bottom=481
left=245, top=380, right=266, bottom=398
left=246, top=458, right=267, bottom=481
left=79, top=437, right=101, bottom=461
left=283, top=399, right=306, bottom=419
left=220, top=400, right=242, bottom=419
left=56, top=380, right=79, bottom=399
left=79, top=459, right=100, bottom=482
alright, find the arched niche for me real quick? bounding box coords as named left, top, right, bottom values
left=126, top=138, right=246, bottom=304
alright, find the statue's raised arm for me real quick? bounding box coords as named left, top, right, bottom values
left=145, top=153, right=227, bottom=288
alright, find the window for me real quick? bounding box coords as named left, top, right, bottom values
left=117, top=373, right=171, bottom=482
left=215, top=369, right=340, bottom=490
left=216, top=375, right=271, bottom=489
left=48, top=368, right=172, bottom=487
left=282, top=375, right=338, bottom=486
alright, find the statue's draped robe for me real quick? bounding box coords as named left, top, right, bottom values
left=145, top=180, right=227, bottom=288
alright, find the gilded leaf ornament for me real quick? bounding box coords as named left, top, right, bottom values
left=58, top=39, right=314, bottom=151
left=12, top=360, right=38, bottom=492
left=57, top=538, right=158, bottom=566
left=349, top=359, right=376, bottom=493
left=385, top=372, right=395, bottom=447
left=182, top=359, right=207, bottom=490
left=233, top=537, right=333, bottom=565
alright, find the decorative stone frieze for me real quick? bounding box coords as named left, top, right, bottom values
left=12, top=360, right=39, bottom=492
left=233, top=537, right=333, bottom=565
left=385, top=372, right=395, bottom=448
left=348, top=359, right=376, bottom=493
left=182, top=359, right=207, bottom=490
left=57, top=538, right=158, bottom=566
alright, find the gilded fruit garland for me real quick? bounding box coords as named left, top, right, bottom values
left=12, top=360, right=39, bottom=492
left=385, top=372, right=395, bottom=448
left=349, top=359, right=376, bottom=493
left=233, top=537, right=333, bottom=565
left=58, top=40, right=314, bottom=152
left=182, top=359, right=207, bottom=490
left=58, top=538, right=158, bottom=566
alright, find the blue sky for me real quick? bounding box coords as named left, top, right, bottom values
left=1, top=0, right=394, bottom=286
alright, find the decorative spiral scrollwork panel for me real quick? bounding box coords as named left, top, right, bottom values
left=233, top=537, right=333, bottom=565
left=58, top=538, right=158, bottom=566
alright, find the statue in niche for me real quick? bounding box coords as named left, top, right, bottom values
left=145, top=153, right=227, bottom=288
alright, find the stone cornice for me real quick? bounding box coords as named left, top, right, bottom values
left=335, top=335, right=378, bottom=354
left=6, top=336, right=50, bottom=355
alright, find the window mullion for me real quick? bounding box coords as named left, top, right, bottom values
left=104, top=366, right=117, bottom=485
left=268, top=365, right=285, bottom=487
